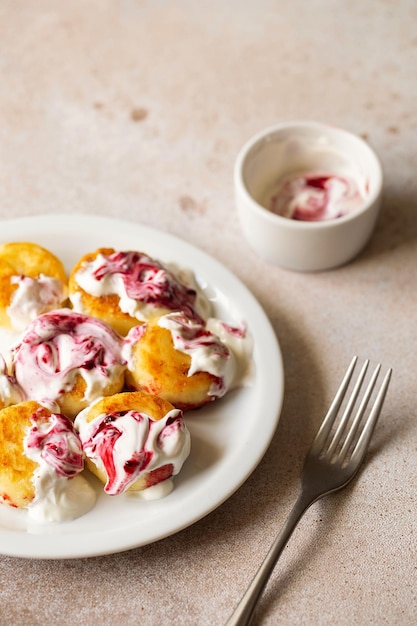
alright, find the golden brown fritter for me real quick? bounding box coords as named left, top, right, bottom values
left=0, top=401, right=41, bottom=508
left=0, top=241, right=67, bottom=329
left=77, top=391, right=180, bottom=492
left=125, top=320, right=219, bottom=410
left=69, top=248, right=138, bottom=336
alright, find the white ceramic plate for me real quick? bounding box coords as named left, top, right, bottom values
left=0, top=214, right=284, bottom=559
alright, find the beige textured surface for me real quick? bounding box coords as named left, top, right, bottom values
left=0, top=1, right=416, bottom=624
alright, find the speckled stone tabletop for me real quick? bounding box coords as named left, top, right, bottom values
left=0, top=1, right=416, bottom=625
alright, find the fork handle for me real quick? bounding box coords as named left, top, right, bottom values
left=225, top=491, right=314, bottom=626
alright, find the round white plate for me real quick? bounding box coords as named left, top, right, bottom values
left=0, top=214, right=284, bottom=559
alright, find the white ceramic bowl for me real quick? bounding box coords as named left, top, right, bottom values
left=234, top=121, right=383, bottom=272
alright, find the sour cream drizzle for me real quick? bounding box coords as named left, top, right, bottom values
left=156, top=312, right=252, bottom=398
left=206, top=317, right=253, bottom=389
left=7, top=274, right=67, bottom=331
left=24, top=408, right=96, bottom=522
left=269, top=172, right=365, bottom=221
left=72, top=250, right=211, bottom=322
left=11, top=309, right=126, bottom=405
left=75, top=407, right=190, bottom=497
left=0, top=355, right=24, bottom=407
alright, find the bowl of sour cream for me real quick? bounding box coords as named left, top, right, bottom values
left=234, top=121, right=383, bottom=272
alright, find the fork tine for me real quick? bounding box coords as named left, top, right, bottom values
left=327, top=359, right=370, bottom=457
left=310, top=356, right=358, bottom=454
left=348, top=366, right=392, bottom=465
left=338, top=362, right=381, bottom=461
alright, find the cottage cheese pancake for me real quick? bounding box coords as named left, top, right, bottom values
left=75, top=391, right=191, bottom=499
left=0, top=242, right=67, bottom=331
left=11, top=309, right=126, bottom=419
left=0, top=400, right=95, bottom=522
left=123, top=312, right=252, bottom=410
left=69, top=248, right=211, bottom=335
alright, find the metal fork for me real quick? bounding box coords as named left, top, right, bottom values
left=225, top=356, right=392, bottom=626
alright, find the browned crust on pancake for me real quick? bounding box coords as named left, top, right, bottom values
left=55, top=371, right=125, bottom=421
left=83, top=390, right=176, bottom=423
left=69, top=248, right=140, bottom=336
left=0, top=401, right=44, bottom=508
left=0, top=260, right=17, bottom=328
left=125, top=321, right=217, bottom=410
left=0, top=242, right=67, bottom=283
